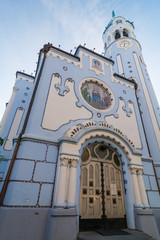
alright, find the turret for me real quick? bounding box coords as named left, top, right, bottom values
left=103, top=11, right=136, bottom=52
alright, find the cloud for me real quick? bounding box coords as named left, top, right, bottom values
left=40, top=0, right=134, bottom=53
left=40, top=0, right=120, bottom=52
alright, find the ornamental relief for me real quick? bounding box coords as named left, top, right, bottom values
left=70, top=159, right=78, bottom=167
left=129, top=166, right=143, bottom=175
left=117, top=40, right=132, bottom=50
left=60, top=158, right=69, bottom=166
left=60, top=158, right=78, bottom=167
left=64, top=121, right=136, bottom=152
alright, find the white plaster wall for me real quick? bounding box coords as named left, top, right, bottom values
left=4, top=107, right=24, bottom=150
left=133, top=52, right=160, bottom=149
left=105, top=99, right=142, bottom=149
left=0, top=87, right=19, bottom=136
left=42, top=75, right=92, bottom=131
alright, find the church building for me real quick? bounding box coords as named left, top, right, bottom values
left=0, top=13, right=160, bottom=240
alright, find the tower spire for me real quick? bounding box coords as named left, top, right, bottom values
left=112, top=10, right=115, bottom=19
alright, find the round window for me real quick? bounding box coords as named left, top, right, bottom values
left=81, top=81, right=111, bottom=110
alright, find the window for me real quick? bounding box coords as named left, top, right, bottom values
left=106, top=190, right=110, bottom=196
left=118, top=191, right=121, bottom=196
left=89, top=181, right=93, bottom=187
left=89, top=198, right=93, bottom=203
left=81, top=148, right=89, bottom=162
left=123, top=29, right=129, bottom=37
left=114, top=154, right=120, bottom=166
left=115, top=30, right=121, bottom=39
left=92, top=59, right=102, bottom=69
left=116, top=20, right=122, bottom=24
left=83, top=189, right=87, bottom=194
left=96, top=189, right=100, bottom=195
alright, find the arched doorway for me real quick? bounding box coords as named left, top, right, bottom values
left=79, top=143, right=126, bottom=230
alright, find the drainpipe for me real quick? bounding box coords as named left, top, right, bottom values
left=0, top=43, right=52, bottom=204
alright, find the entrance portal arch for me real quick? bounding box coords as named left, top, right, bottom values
left=53, top=125, right=149, bottom=232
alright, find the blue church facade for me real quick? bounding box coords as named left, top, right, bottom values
left=0, top=14, right=160, bottom=240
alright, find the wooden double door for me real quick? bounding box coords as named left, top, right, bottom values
left=79, top=143, right=126, bottom=230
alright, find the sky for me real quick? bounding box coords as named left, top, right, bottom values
left=0, top=0, right=160, bottom=120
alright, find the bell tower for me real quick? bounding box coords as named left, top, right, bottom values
left=103, top=11, right=137, bottom=77
left=103, top=12, right=160, bottom=163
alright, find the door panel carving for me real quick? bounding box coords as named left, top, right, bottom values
left=80, top=160, right=102, bottom=219
left=80, top=143, right=126, bottom=221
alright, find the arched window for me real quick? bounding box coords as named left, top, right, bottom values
left=123, top=29, right=129, bottom=37
left=115, top=30, right=121, bottom=39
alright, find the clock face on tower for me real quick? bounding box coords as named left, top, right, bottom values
left=118, top=40, right=132, bottom=49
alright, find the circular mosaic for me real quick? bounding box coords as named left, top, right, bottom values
left=81, top=81, right=111, bottom=110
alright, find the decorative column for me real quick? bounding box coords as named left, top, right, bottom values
left=130, top=167, right=142, bottom=207
left=67, top=159, right=78, bottom=208
left=54, top=158, right=69, bottom=208
left=137, top=169, right=149, bottom=207
left=119, top=29, right=123, bottom=38
left=112, top=33, right=115, bottom=42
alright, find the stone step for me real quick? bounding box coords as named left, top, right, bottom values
left=77, top=229, right=154, bottom=240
